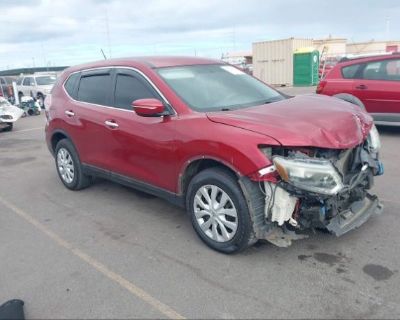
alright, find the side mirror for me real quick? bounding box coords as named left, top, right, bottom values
left=132, top=98, right=166, bottom=117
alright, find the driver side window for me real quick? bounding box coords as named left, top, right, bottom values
left=114, top=72, right=159, bottom=110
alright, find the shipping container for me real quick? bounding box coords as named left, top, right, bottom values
left=253, top=38, right=313, bottom=86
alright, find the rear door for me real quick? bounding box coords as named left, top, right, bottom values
left=323, top=63, right=361, bottom=96
left=105, top=68, right=178, bottom=192
left=66, top=69, right=115, bottom=170
left=352, top=58, right=400, bottom=115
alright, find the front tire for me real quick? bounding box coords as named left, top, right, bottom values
left=55, top=139, right=92, bottom=190
left=2, top=123, right=13, bottom=132
left=186, top=168, right=254, bottom=254
left=37, top=94, right=44, bottom=109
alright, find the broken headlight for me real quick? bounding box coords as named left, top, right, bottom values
left=367, top=124, right=381, bottom=153
left=273, top=156, right=344, bottom=195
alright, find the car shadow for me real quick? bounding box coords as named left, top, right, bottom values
left=376, top=125, right=400, bottom=136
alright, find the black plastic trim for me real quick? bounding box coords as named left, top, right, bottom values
left=82, top=164, right=185, bottom=208
left=326, top=193, right=383, bottom=236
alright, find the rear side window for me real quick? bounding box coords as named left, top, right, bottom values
left=361, top=59, right=400, bottom=81
left=386, top=59, right=400, bottom=80
left=114, top=74, right=158, bottom=110
left=342, top=64, right=361, bottom=79
left=77, top=73, right=111, bottom=106
left=64, top=73, right=79, bottom=99
left=23, top=77, right=35, bottom=86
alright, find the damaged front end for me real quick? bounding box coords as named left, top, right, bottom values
left=244, top=125, right=384, bottom=247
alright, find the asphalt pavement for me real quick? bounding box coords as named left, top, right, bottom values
left=0, top=96, right=399, bottom=319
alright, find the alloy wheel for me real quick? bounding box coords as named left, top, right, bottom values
left=57, top=147, right=75, bottom=184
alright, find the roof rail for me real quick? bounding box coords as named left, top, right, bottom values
left=338, top=53, right=396, bottom=63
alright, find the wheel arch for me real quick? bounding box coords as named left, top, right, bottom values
left=178, top=156, right=241, bottom=196
left=50, top=129, right=74, bottom=155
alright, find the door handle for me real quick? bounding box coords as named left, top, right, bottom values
left=105, top=120, right=119, bottom=129
left=356, top=84, right=368, bottom=90
left=65, top=110, right=75, bottom=117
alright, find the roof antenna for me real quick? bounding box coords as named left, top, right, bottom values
left=101, top=49, right=107, bottom=60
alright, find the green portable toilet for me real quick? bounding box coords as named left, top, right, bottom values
left=293, top=48, right=319, bottom=86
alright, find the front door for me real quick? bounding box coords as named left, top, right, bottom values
left=104, top=68, right=178, bottom=192
left=353, top=58, right=400, bottom=116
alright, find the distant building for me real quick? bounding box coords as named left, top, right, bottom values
left=313, top=38, right=347, bottom=56
left=252, top=37, right=400, bottom=86
left=0, top=66, right=68, bottom=77
left=346, top=40, right=400, bottom=55
left=221, top=51, right=253, bottom=74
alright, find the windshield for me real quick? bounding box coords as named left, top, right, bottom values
left=35, top=75, right=57, bottom=86
left=157, top=64, right=284, bottom=111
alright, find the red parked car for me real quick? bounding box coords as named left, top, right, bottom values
left=317, top=54, right=400, bottom=125
left=45, top=57, right=383, bottom=253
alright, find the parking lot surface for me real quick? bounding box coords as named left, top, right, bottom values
left=1, top=95, right=399, bottom=318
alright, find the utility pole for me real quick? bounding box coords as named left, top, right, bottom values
left=41, top=43, right=47, bottom=70
left=386, top=16, right=391, bottom=40
left=232, top=27, right=237, bottom=51
left=105, top=11, right=112, bottom=59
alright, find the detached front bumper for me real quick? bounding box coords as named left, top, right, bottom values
left=326, top=193, right=383, bottom=236
left=240, top=172, right=383, bottom=247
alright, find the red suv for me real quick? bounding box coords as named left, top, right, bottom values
left=45, top=57, right=383, bottom=253
left=317, top=54, right=400, bottom=125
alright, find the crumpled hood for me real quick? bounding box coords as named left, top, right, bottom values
left=206, top=94, right=373, bottom=149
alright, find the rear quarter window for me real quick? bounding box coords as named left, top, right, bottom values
left=64, top=73, right=80, bottom=99
left=341, top=64, right=361, bottom=79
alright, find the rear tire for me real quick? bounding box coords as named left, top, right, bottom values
left=55, top=139, right=92, bottom=190
left=186, top=168, right=254, bottom=254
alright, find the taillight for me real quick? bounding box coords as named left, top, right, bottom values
left=44, top=94, right=51, bottom=111
left=44, top=95, right=51, bottom=120
left=316, top=80, right=327, bottom=94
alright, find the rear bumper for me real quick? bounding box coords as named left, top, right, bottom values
left=326, top=193, right=383, bottom=236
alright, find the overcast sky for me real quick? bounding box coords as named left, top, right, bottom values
left=0, top=0, right=399, bottom=70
